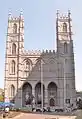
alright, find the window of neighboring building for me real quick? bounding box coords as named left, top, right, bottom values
left=63, top=22, right=67, bottom=32
left=13, top=23, right=17, bottom=33
left=12, top=43, right=16, bottom=55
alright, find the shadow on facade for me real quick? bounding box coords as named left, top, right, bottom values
left=10, top=51, right=58, bottom=108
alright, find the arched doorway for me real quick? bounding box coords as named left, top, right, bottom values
left=48, top=82, right=57, bottom=107
left=22, top=82, right=32, bottom=107
left=35, top=82, right=45, bottom=107
left=50, top=98, right=55, bottom=106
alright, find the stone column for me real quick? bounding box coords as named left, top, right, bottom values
left=32, top=86, right=35, bottom=108
left=45, top=88, right=48, bottom=107
left=20, top=87, right=22, bottom=107
left=32, top=87, right=35, bottom=97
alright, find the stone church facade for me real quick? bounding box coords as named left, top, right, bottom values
left=4, top=11, right=76, bottom=109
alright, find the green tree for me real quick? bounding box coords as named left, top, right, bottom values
left=0, top=95, right=4, bottom=102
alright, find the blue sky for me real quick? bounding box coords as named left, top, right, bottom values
left=0, top=0, right=82, bottom=91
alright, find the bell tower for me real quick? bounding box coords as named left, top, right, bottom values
left=56, top=11, right=76, bottom=107
left=4, top=12, right=24, bottom=103
left=56, top=10, right=73, bottom=55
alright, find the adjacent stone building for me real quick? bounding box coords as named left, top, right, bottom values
left=4, top=11, right=76, bottom=109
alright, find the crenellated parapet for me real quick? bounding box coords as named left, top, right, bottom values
left=23, top=50, right=41, bottom=55
left=58, top=15, right=69, bottom=20
left=42, top=50, right=55, bottom=54
left=57, top=10, right=72, bottom=22
left=8, top=11, right=24, bottom=21
left=23, top=49, right=55, bottom=56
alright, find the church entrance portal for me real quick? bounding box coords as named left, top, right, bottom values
left=48, top=82, right=57, bottom=107
left=49, top=98, right=55, bottom=106
left=35, top=82, right=45, bottom=107
left=22, top=82, right=33, bottom=107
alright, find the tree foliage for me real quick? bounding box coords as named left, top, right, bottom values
left=0, top=95, right=4, bottom=102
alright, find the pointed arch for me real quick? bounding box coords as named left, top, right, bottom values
left=48, top=82, right=57, bottom=106
left=49, top=58, right=57, bottom=64
left=22, top=58, right=32, bottom=78
left=25, top=60, right=30, bottom=71
left=11, top=84, right=15, bottom=97
left=12, top=43, right=16, bottom=55
left=22, top=82, right=32, bottom=106
left=23, top=58, right=32, bottom=72
left=63, top=22, right=67, bottom=32
left=64, top=42, right=68, bottom=53
left=50, top=98, right=55, bottom=106
left=35, top=82, right=45, bottom=105
left=10, top=60, right=15, bottom=74
left=13, top=23, right=17, bottom=33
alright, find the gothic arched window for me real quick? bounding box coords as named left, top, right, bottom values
left=25, top=60, right=30, bottom=71
left=11, top=85, right=15, bottom=97
left=63, top=22, right=67, bottom=32
left=11, top=60, right=15, bottom=74
left=12, top=43, right=16, bottom=55
left=64, top=42, right=68, bottom=53
left=13, top=23, right=17, bottom=33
